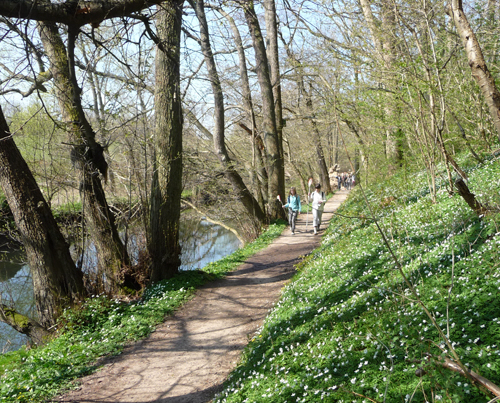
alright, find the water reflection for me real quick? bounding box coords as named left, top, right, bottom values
left=0, top=218, right=241, bottom=353
left=0, top=253, right=24, bottom=282
left=179, top=218, right=241, bottom=271
left=0, top=250, right=32, bottom=353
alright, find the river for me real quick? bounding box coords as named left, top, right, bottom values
left=0, top=217, right=241, bottom=353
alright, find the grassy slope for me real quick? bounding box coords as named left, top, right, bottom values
left=0, top=221, right=286, bottom=402
left=214, top=157, right=500, bottom=403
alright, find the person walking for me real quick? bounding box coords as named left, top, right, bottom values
left=309, top=183, right=326, bottom=235
left=282, top=187, right=301, bottom=235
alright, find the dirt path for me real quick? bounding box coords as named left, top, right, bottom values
left=56, top=191, right=349, bottom=403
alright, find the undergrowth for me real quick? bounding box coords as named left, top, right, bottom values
left=214, top=156, right=500, bottom=403
left=0, top=220, right=286, bottom=402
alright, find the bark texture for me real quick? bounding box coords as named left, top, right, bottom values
left=455, top=178, right=488, bottom=216
left=451, top=0, right=500, bottom=141
left=264, top=0, right=285, bottom=198
left=0, top=105, right=86, bottom=331
left=149, top=0, right=184, bottom=282
left=358, top=0, right=383, bottom=56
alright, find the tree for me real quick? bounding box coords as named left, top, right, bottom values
left=0, top=0, right=194, bottom=288
left=241, top=0, right=284, bottom=220
left=0, top=0, right=188, bottom=327
left=215, top=6, right=268, bottom=211
left=149, top=0, right=184, bottom=282
left=187, top=0, right=266, bottom=223
left=0, top=0, right=167, bottom=26
left=264, top=0, right=285, bottom=194
left=0, top=103, right=86, bottom=343
left=358, top=0, right=402, bottom=168
left=279, top=34, right=333, bottom=193
left=450, top=0, right=500, bottom=142
left=37, top=21, right=132, bottom=293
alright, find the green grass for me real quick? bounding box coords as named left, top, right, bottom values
left=182, top=189, right=193, bottom=198
left=52, top=197, right=136, bottom=218
left=51, top=201, right=83, bottom=218
left=213, top=156, right=500, bottom=403
left=0, top=220, right=286, bottom=402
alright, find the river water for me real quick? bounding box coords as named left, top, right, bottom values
left=0, top=218, right=241, bottom=353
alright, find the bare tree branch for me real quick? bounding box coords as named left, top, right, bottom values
left=0, top=0, right=166, bottom=27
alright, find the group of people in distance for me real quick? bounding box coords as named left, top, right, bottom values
left=336, top=172, right=355, bottom=190
left=281, top=182, right=326, bottom=236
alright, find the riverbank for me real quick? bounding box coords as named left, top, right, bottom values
left=0, top=218, right=287, bottom=401
left=0, top=214, right=243, bottom=354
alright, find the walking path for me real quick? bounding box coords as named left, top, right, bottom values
left=57, top=190, right=349, bottom=403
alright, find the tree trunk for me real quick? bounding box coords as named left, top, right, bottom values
left=381, top=2, right=401, bottom=166
left=0, top=304, right=53, bottom=346
left=38, top=22, right=131, bottom=293
left=451, top=0, right=500, bottom=142
left=358, top=0, right=383, bottom=56
left=455, top=178, right=488, bottom=216
left=242, top=0, right=284, bottom=220
left=149, top=0, right=184, bottom=282
left=0, top=104, right=86, bottom=332
left=284, top=136, right=307, bottom=196
left=236, top=122, right=267, bottom=210
left=189, top=0, right=266, bottom=223
left=304, top=84, right=332, bottom=193
left=359, top=0, right=401, bottom=167
left=343, top=118, right=367, bottom=184
left=354, top=148, right=360, bottom=185
left=264, top=0, right=285, bottom=198
left=334, top=124, right=339, bottom=165
left=218, top=7, right=268, bottom=210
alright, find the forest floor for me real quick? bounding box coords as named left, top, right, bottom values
left=55, top=190, right=350, bottom=403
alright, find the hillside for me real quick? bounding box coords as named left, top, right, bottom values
left=214, top=156, right=500, bottom=403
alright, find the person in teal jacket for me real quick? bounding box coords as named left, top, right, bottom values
left=283, top=187, right=301, bottom=235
